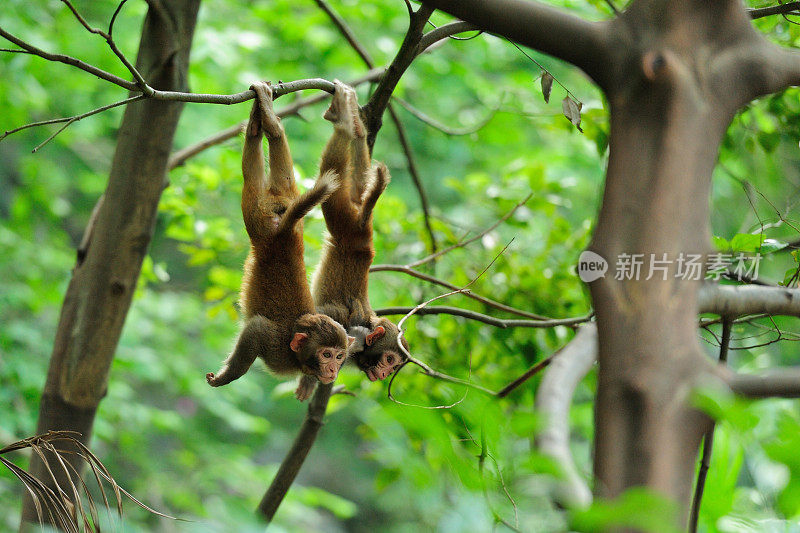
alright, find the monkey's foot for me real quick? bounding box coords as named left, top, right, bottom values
left=206, top=372, right=221, bottom=387
left=250, top=81, right=283, bottom=138
left=294, top=376, right=316, bottom=401
left=323, top=80, right=364, bottom=138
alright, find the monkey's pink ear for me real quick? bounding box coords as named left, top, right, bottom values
left=347, top=335, right=356, bottom=347
left=365, top=326, right=385, bottom=346
left=290, top=332, right=309, bottom=352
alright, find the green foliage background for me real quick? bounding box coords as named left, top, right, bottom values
left=1, top=0, right=799, bottom=531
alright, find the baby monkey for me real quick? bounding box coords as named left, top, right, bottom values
left=206, top=82, right=353, bottom=401
left=312, top=81, right=407, bottom=382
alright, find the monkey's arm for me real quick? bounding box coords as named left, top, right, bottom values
left=294, top=374, right=317, bottom=401
left=276, top=170, right=340, bottom=234
left=206, top=315, right=274, bottom=387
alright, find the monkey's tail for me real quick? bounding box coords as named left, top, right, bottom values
left=359, top=163, right=390, bottom=228
left=277, top=170, right=341, bottom=234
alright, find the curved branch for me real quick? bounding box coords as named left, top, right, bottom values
left=417, top=21, right=479, bottom=52
left=420, top=0, right=613, bottom=89
left=534, top=323, right=597, bottom=509
left=376, top=305, right=591, bottom=329
left=167, top=68, right=385, bottom=169
left=0, top=26, right=138, bottom=91
left=408, top=192, right=532, bottom=268
left=393, top=94, right=501, bottom=136
left=370, top=263, right=552, bottom=320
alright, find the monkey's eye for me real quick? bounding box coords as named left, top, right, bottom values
left=322, top=351, right=332, bottom=359
left=275, top=205, right=287, bottom=215
left=336, top=353, right=344, bottom=360
left=386, top=355, right=394, bottom=364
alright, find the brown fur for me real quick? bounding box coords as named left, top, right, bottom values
left=311, top=81, right=406, bottom=381
left=207, top=82, right=350, bottom=400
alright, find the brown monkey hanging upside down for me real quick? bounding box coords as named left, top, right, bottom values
left=206, top=81, right=354, bottom=401
left=312, top=81, right=407, bottom=382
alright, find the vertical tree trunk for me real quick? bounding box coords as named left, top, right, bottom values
left=423, top=0, right=792, bottom=526
left=589, top=3, right=766, bottom=521
left=20, top=1, right=201, bottom=529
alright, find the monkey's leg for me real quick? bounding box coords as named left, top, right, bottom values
left=294, top=374, right=317, bottom=401
left=250, top=82, right=296, bottom=196
left=241, top=86, right=270, bottom=239
left=348, top=105, right=370, bottom=203
left=206, top=315, right=271, bottom=387
left=320, top=83, right=354, bottom=181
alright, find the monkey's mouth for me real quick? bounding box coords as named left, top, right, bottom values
left=366, top=368, right=380, bottom=382
left=319, top=375, right=336, bottom=384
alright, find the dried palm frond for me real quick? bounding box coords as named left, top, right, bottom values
left=2, top=430, right=178, bottom=532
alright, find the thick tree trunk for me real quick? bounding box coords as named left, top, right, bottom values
left=20, top=1, right=200, bottom=529
left=589, top=3, right=768, bottom=520
left=424, top=0, right=798, bottom=527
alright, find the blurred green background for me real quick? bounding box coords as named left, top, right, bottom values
left=1, top=0, right=800, bottom=531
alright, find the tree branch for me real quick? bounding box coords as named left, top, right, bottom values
left=167, top=68, right=385, bottom=169
left=729, top=370, right=800, bottom=398
left=362, top=5, right=435, bottom=149
left=698, top=283, right=800, bottom=318
left=0, top=25, right=138, bottom=91
left=387, top=104, right=438, bottom=252
left=375, top=305, right=591, bottom=329
left=370, top=263, right=552, bottom=320
left=689, top=319, right=732, bottom=533
left=393, top=94, right=501, bottom=136
left=420, top=0, right=613, bottom=89
left=748, top=2, right=800, bottom=19
left=310, top=0, right=437, bottom=251
left=257, top=383, right=334, bottom=523
left=534, top=323, right=596, bottom=509
left=416, top=21, right=479, bottom=52
left=407, top=192, right=532, bottom=268
left=168, top=18, right=475, bottom=168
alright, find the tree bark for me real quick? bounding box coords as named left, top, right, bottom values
left=424, top=0, right=794, bottom=526
left=20, top=1, right=200, bottom=529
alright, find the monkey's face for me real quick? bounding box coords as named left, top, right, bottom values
left=314, top=346, right=347, bottom=384
left=292, top=313, right=351, bottom=384
left=359, top=318, right=408, bottom=381
left=364, top=350, right=404, bottom=381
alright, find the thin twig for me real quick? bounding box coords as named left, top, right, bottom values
left=749, top=1, right=800, bottom=19
left=26, top=96, right=145, bottom=152
left=376, top=306, right=591, bottom=329
left=370, top=263, right=552, bottom=320
left=689, top=319, right=732, bottom=533
left=408, top=192, right=533, bottom=268
left=387, top=104, right=438, bottom=252
left=0, top=26, right=137, bottom=90
left=393, top=94, right=502, bottom=136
